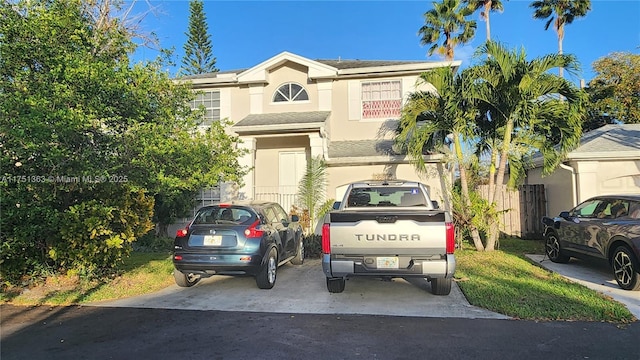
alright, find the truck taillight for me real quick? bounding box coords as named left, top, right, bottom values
left=321, top=223, right=331, bottom=254
left=445, top=222, right=455, bottom=254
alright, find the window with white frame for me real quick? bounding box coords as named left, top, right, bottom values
left=191, top=90, right=220, bottom=126
left=361, top=80, right=402, bottom=119
left=273, top=83, right=309, bottom=102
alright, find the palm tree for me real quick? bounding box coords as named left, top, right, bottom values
left=296, top=156, right=329, bottom=235
left=419, top=0, right=477, bottom=61
left=396, top=67, right=485, bottom=251
left=464, top=0, right=508, bottom=41
left=469, top=41, right=587, bottom=249
left=530, top=0, right=591, bottom=77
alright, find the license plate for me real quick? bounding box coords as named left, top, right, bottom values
left=377, top=257, right=399, bottom=269
left=203, top=235, right=222, bottom=246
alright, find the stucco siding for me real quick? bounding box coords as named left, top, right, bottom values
left=254, top=136, right=309, bottom=189
left=579, top=160, right=640, bottom=200
left=527, top=166, right=574, bottom=217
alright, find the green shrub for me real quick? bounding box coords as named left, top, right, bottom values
left=134, top=232, right=174, bottom=253
left=53, top=190, right=154, bottom=278
left=303, top=234, right=322, bottom=259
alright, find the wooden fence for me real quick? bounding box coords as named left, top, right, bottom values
left=477, top=184, right=546, bottom=239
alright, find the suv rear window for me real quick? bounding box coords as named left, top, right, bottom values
left=192, top=206, right=255, bottom=225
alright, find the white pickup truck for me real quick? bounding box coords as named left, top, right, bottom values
left=321, top=180, right=456, bottom=295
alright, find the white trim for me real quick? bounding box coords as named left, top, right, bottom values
left=237, top=51, right=338, bottom=83
left=233, top=122, right=326, bottom=134
left=337, top=61, right=462, bottom=76
left=326, top=154, right=444, bottom=166
left=567, top=151, right=640, bottom=160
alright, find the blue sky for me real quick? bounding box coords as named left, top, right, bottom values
left=129, top=0, right=640, bottom=83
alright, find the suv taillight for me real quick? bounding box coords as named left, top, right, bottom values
left=322, top=223, right=331, bottom=254
left=445, top=222, right=455, bottom=254
left=176, top=227, right=188, bottom=238
left=245, top=220, right=264, bottom=238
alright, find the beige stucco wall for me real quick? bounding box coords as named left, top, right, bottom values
left=328, top=75, right=422, bottom=141
left=254, top=136, right=310, bottom=188
left=526, top=166, right=574, bottom=217
left=261, top=61, right=318, bottom=113
left=575, top=159, right=640, bottom=200
left=527, top=159, right=640, bottom=217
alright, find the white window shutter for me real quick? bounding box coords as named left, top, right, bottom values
left=348, top=80, right=361, bottom=121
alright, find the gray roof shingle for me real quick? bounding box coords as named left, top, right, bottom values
left=329, top=140, right=400, bottom=158
left=572, top=124, right=640, bottom=154
left=233, top=111, right=330, bottom=127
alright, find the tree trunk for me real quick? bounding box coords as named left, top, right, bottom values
left=157, top=223, right=169, bottom=238
left=486, top=142, right=497, bottom=206
left=484, top=1, right=492, bottom=41
left=453, top=134, right=484, bottom=251
left=557, top=21, right=564, bottom=78
left=486, top=120, right=514, bottom=251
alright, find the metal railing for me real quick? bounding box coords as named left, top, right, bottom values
left=254, top=186, right=299, bottom=214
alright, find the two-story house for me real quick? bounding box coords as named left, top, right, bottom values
left=185, top=51, right=460, bottom=215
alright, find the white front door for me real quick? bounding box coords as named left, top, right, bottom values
left=279, top=151, right=307, bottom=212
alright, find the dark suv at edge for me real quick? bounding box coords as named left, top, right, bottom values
left=542, top=195, right=640, bottom=291
left=173, top=200, right=304, bottom=289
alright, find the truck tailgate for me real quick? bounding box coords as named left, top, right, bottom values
left=328, top=210, right=447, bottom=255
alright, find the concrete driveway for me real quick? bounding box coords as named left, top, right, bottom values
left=91, top=258, right=509, bottom=319
left=526, top=254, right=640, bottom=319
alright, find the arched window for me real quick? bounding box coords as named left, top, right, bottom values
left=273, top=83, right=309, bottom=102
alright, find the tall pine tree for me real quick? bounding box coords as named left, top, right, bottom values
left=181, top=0, right=218, bottom=75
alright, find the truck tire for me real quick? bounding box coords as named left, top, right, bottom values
left=174, top=269, right=200, bottom=287
left=430, top=277, right=451, bottom=295
left=326, top=277, right=345, bottom=293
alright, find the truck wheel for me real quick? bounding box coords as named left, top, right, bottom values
left=326, top=277, right=345, bottom=293
left=290, top=239, right=304, bottom=265
left=256, top=248, right=278, bottom=289
left=430, top=277, right=451, bottom=295
left=174, top=269, right=200, bottom=287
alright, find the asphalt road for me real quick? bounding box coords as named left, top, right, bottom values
left=2, top=257, right=640, bottom=359
left=2, top=304, right=639, bottom=360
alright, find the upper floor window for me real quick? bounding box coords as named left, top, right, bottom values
left=191, top=90, right=220, bottom=126
left=362, top=80, right=402, bottom=119
left=273, top=83, right=309, bottom=102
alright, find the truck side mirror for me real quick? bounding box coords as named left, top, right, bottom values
left=291, top=215, right=299, bottom=222
left=431, top=201, right=439, bottom=209
left=332, top=201, right=341, bottom=210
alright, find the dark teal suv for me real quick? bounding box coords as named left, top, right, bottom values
left=173, top=200, right=304, bottom=289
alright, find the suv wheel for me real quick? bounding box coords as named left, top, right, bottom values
left=545, top=232, right=570, bottom=263
left=174, top=269, right=200, bottom=287
left=612, top=246, right=640, bottom=291
left=326, top=277, right=345, bottom=293
left=256, top=248, right=277, bottom=289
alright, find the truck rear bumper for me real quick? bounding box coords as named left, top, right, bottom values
left=322, top=254, right=456, bottom=279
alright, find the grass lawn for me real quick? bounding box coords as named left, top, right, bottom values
left=455, top=237, right=635, bottom=323
left=1, top=237, right=636, bottom=323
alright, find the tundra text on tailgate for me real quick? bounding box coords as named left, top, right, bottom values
left=321, top=180, right=456, bottom=295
